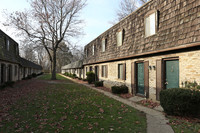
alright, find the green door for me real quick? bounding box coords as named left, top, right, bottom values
left=137, top=63, right=144, bottom=95
left=165, top=60, right=179, bottom=89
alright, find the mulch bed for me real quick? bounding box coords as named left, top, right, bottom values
left=137, top=99, right=160, bottom=109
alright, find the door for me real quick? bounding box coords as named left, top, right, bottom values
left=95, top=66, right=99, bottom=81
left=165, top=60, right=179, bottom=89
left=137, top=63, right=144, bottom=95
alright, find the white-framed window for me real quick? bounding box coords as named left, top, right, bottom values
left=116, top=30, right=123, bottom=46
left=145, top=12, right=156, bottom=37
left=118, top=64, right=126, bottom=80
left=102, top=38, right=106, bottom=52
left=118, top=64, right=123, bottom=79
left=92, top=45, right=95, bottom=55
left=7, top=39, right=10, bottom=51
left=101, top=65, right=107, bottom=77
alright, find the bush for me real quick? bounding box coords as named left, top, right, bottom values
left=0, top=81, right=15, bottom=90
left=27, top=75, right=32, bottom=79
left=5, top=81, right=15, bottom=87
left=111, top=85, right=128, bottom=94
left=160, top=88, right=200, bottom=117
left=0, top=84, right=6, bottom=90
left=72, top=74, right=77, bottom=79
left=184, top=81, right=200, bottom=90
left=94, top=81, right=103, bottom=87
left=86, top=72, right=95, bottom=84
left=78, top=78, right=82, bottom=80
left=32, top=73, right=37, bottom=78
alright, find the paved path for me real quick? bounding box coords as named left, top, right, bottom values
left=60, top=74, right=174, bottom=133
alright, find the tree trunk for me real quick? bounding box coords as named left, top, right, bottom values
left=51, top=50, right=57, bottom=80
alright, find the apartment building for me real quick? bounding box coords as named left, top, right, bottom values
left=83, top=0, right=200, bottom=101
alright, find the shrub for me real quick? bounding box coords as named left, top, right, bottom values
left=78, top=78, right=82, bottom=80
left=184, top=81, right=199, bottom=89
left=5, top=81, right=15, bottom=88
left=32, top=73, right=37, bottom=78
left=111, top=85, right=128, bottom=94
left=27, top=75, right=32, bottom=79
left=86, top=72, right=95, bottom=84
left=0, top=81, right=15, bottom=90
left=160, top=88, right=200, bottom=117
left=72, top=74, right=77, bottom=79
left=94, top=81, right=103, bottom=87
left=0, top=84, right=6, bottom=90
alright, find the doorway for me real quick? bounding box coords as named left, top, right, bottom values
left=165, top=60, right=179, bottom=89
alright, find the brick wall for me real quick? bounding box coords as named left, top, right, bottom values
left=84, top=49, right=200, bottom=101
left=84, top=0, right=200, bottom=65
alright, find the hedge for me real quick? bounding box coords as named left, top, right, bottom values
left=111, top=85, right=128, bottom=94
left=86, top=72, right=95, bottom=84
left=160, top=88, right=200, bottom=117
left=94, top=81, right=103, bottom=87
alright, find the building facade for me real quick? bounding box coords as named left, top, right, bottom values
left=61, top=60, right=84, bottom=79
left=0, top=29, right=42, bottom=85
left=83, top=0, right=200, bottom=101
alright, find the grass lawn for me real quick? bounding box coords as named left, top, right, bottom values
left=168, top=116, right=200, bottom=133
left=1, top=74, right=146, bottom=133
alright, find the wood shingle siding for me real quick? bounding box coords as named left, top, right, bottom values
left=84, top=0, right=200, bottom=65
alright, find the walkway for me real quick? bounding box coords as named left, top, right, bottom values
left=60, top=74, right=174, bottom=133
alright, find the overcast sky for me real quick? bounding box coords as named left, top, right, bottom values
left=0, top=0, right=121, bottom=47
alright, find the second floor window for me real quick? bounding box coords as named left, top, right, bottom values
left=102, top=38, right=106, bottom=52
left=92, top=45, right=95, bottom=55
left=116, top=30, right=122, bottom=46
left=85, top=49, right=88, bottom=57
left=6, top=40, right=10, bottom=51
left=145, top=12, right=156, bottom=37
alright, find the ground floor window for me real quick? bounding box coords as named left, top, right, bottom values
left=89, top=66, right=92, bottom=72
left=118, top=64, right=126, bottom=80
left=101, top=65, right=107, bottom=78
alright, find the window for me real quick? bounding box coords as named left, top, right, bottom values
left=89, top=66, right=93, bottom=72
left=118, top=64, right=126, bottom=80
left=85, top=49, right=88, bottom=57
left=6, top=39, right=10, bottom=51
left=101, top=65, right=107, bottom=78
left=116, top=30, right=122, bottom=46
left=145, top=12, right=156, bottom=37
left=86, top=67, right=88, bottom=73
left=102, top=38, right=106, bottom=52
left=116, top=29, right=125, bottom=46
left=92, top=45, right=95, bottom=55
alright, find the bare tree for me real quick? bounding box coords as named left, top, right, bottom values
left=113, top=0, right=148, bottom=23
left=56, top=42, right=73, bottom=72
left=5, top=0, right=86, bottom=80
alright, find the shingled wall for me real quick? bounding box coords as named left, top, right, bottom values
left=84, top=0, right=200, bottom=65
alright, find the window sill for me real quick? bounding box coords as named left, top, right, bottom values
left=145, top=33, right=157, bottom=38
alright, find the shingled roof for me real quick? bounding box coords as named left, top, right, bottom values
left=62, top=60, right=83, bottom=70
left=20, top=57, right=42, bottom=70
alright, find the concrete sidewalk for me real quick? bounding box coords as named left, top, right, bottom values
left=60, top=74, right=174, bottom=133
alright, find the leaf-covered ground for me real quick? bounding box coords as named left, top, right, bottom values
left=168, top=116, right=200, bottom=133
left=0, top=74, right=146, bottom=133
